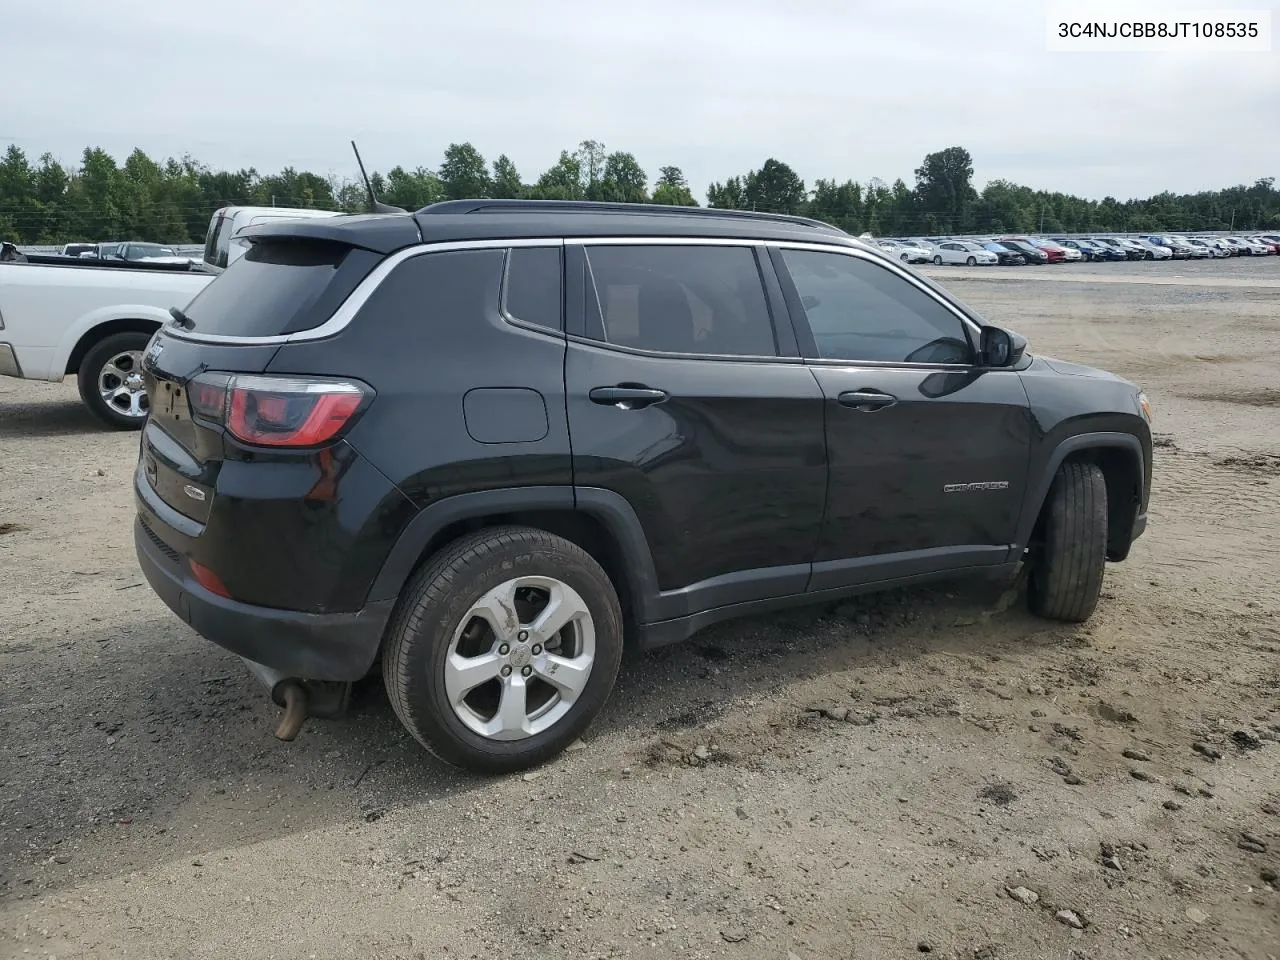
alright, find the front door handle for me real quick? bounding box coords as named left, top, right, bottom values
left=589, top=385, right=669, bottom=409
left=837, top=389, right=898, bottom=412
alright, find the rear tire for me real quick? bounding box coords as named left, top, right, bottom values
left=382, top=526, right=623, bottom=774
left=932, top=255, right=942, bottom=265
left=1027, top=461, right=1108, bottom=623
left=76, top=331, right=153, bottom=430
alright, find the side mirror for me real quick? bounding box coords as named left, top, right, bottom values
left=979, top=325, right=1027, bottom=367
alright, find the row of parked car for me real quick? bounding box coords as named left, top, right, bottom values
left=873, top=233, right=1280, bottom=266
left=57, top=241, right=198, bottom=265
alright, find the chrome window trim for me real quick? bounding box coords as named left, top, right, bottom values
left=804, top=357, right=975, bottom=371
left=158, top=232, right=978, bottom=361
left=163, top=237, right=564, bottom=346
left=564, top=331, right=802, bottom=366
left=567, top=235, right=792, bottom=249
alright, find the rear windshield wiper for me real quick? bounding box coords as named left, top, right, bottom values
left=169, top=306, right=195, bottom=330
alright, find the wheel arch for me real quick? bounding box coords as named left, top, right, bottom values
left=365, top=485, right=661, bottom=632
left=65, top=316, right=163, bottom=376
left=1016, top=432, right=1145, bottom=562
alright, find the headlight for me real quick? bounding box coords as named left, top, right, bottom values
left=1137, top=390, right=1152, bottom=422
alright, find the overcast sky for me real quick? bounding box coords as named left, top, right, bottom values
left=2, top=0, right=1277, bottom=202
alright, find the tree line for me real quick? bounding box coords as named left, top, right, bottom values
left=0, top=140, right=1276, bottom=247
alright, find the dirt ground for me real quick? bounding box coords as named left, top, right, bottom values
left=2, top=257, right=1278, bottom=960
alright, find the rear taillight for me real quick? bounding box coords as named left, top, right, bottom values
left=187, top=373, right=372, bottom=447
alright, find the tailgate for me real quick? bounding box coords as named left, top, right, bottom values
left=137, top=236, right=385, bottom=524
left=141, top=331, right=279, bottom=523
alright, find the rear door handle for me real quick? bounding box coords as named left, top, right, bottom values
left=837, top=389, right=898, bottom=412
left=589, top=385, right=669, bottom=409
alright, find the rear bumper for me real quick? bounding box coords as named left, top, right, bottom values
left=134, top=515, right=395, bottom=682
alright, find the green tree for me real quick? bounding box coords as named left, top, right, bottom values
left=0, top=145, right=37, bottom=241
left=75, top=147, right=125, bottom=240
left=745, top=159, right=805, bottom=213
left=438, top=142, right=490, bottom=200
left=383, top=166, right=444, bottom=209
left=651, top=166, right=697, bottom=206
left=576, top=140, right=607, bottom=199
left=913, top=146, right=976, bottom=232
left=530, top=151, right=584, bottom=200
left=809, top=178, right=863, bottom=232
left=1, top=139, right=1276, bottom=246
left=491, top=155, right=523, bottom=199
left=598, top=151, right=648, bottom=203
left=706, top=175, right=748, bottom=209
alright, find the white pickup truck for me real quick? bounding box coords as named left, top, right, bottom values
left=0, top=205, right=343, bottom=428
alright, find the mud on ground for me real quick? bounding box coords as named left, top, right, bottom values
left=1, top=257, right=1278, bottom=960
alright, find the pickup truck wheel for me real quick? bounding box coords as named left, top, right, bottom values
left=76, top=332, right=152, bottom=429
left=1027, top=461, right=1107, bottom=623
left=382, top=526, right=623, bottom=774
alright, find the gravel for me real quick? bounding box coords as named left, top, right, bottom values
left=4, top=264, right=1280, bottom=957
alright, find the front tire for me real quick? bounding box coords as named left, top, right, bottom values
left=382, top=526, right=623, bottom=774
left=966, top=256, right=977, bottom=266
left=1027, top=461, right=1108, bottom=623
left=933, top=255, right=943, bottom=265
left=76, top=331, right=153, bottom=429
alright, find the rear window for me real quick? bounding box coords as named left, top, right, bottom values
left=203, top=212, right=234, bottom=269
left=181, top=239, right=376, bottom=338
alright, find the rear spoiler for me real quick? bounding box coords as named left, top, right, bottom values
left=238, top=214, right=422, bottom=256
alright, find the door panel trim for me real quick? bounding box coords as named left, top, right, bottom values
left=637, top=561, right=1020, bottom=650
left=808, top=545, right=1012, bottom=592
left=650, top=564, right=812, bottom=622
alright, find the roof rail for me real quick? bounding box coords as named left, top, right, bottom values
left=416, top=198, right=847, bottom=235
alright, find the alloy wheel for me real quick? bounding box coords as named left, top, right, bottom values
left=444, top=576, right=595, bottom=741
left=98, top=350, right=149, bottom=420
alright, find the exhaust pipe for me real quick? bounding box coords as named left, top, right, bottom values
left=238, top=657, right=351, bottom=741
left=274, top=682, right=308, bottom=742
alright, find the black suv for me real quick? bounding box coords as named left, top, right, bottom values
left=133, top=200, right=1152, bottom=773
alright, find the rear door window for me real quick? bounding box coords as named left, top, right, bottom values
left=181, top=239, right=379, bottom=338
left=582, top=244, right=777, bottom=357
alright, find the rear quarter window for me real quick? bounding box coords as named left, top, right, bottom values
left=181, top=239, right=381, bottom=338
left=503, top=246, right=563, bottom=330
